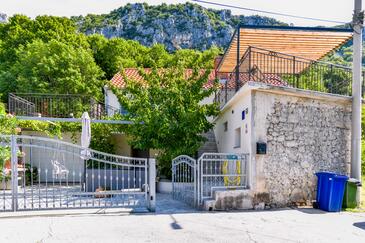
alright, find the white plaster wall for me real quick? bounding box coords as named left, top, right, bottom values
left=105, top=88, right=214, bottom=118
left=104, top=87, right=121, bottom=116
left=213, top=86, right=252, bottom=155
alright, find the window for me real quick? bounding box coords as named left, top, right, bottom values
left=223, top=121, right=228, bottom=132
left=234, top=127, right=241, bottom=148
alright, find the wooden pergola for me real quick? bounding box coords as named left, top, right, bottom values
left=217, top=25, right=353, bottom=74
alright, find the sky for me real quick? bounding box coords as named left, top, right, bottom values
left=0, top=0, right=356, bottom=27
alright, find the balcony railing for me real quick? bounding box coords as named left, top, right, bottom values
left=215, top=46, right=363, bottom=108
left=8, top=93, right=121, bottom=119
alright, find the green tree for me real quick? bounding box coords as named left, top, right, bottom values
left=86, top=34, right=220, bottom=80
left=142, top=44, right=171, bottom=68
left=113, top=65, right=219, bottom=177
left=170, top=46, right=220, bottom=68
left=0, top=15, right=92, bottom=100
left=0, top=15, right=88, bottom=66
left=88, top=36, right=147, bottom=79
left=0, top=39, right=105, bottom=100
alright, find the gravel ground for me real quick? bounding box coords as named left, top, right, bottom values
left=0, top=194, right=364, bottom=243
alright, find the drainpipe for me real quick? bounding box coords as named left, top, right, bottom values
left=351, top=0, right=363, bottom=206
left=103, top=85, right=109, bottom=116
left=235, top=27, right=240, bottom=92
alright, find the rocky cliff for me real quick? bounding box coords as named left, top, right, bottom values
left=72, top=2, right=287, bottom=51
left=0, top=13, right=7, bottom=23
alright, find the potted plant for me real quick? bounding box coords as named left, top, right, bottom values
left=17, top=151, right=26, bottom=165
left=0, top=146, right=12, bottom=190
left=25, top=163, right=38, bottom=186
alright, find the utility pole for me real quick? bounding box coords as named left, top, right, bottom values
left=351, top=0, right=363, bottom=205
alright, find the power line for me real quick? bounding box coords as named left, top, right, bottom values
left=192, top=0, right=348, bottom=25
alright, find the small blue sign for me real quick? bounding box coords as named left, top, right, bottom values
left=242, top=110, right=245, bottom=120
left=227, top=155, right=238, bottom=160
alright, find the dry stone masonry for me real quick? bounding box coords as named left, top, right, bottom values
left=264, top=99, right=351, bottom=206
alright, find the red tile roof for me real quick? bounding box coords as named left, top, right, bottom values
left=110, top=68, right=289, bottom=91
left=110, top=68, right=217, bottom=89
left=218, top=72, right=288, bottom=89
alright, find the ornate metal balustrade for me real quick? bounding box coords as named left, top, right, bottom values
left=8, top=93, right=120, bottom=119
left=215, top=46, right=364, bottom=108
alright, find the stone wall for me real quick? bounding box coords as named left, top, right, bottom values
left=254, top=92, right=351, bottom=206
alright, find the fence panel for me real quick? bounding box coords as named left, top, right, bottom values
left=198, top=153, right=249, bottom=205
left=172, top=155, right=197, bottom=207
left=0, top=135, right=155, bottom=212
left=0, top=135, right=13, bottom=212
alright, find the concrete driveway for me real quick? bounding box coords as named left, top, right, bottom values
left=0, top=194, right=364, bottom=243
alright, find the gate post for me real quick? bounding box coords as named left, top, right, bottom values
left=10, top=135, right=18, bottom=212
left=148, top=158, right=156, bottom=212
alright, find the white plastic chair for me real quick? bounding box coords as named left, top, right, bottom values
left=51, top=160, right=69, bottom=179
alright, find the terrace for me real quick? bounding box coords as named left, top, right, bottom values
left=8, top=93, right=121, bottom=120
left=215, top=26, right=357, bottom=108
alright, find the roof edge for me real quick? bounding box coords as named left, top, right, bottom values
left=238, top=25, right=353, bottom=33
left=216, top=28, right=238, bottom=72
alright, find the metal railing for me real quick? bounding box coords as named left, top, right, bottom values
left=8, top=93, right=36, bottom=117
left=8, top=93, right=121, bottom=119
left=0, top=134, right=156, bottom=212
left=172, top=153, right=249, bottom=208
left=197, top=153, right=249, bottom=205
left=215, top=46, right=363, bottom=108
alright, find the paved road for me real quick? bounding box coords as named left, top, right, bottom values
left=0, top=194, right=364, bottom=243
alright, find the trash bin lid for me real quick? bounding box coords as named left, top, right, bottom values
left=333, top=174, right=349, bottom=181
left=348, top=178, right=362, bottom=186
left=315, top=171, right=336, bottom=176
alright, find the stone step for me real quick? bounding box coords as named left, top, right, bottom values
left=198, top=129, right=218, bottom=156
left=202, top=189, right=253, bottom=211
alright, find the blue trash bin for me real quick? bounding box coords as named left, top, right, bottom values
left=315, top=172, right=348, bottom=212
left=315, top=172, right=335, bottom=208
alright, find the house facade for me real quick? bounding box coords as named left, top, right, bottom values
left=7, top=25, right=356, bottom=208
left=106, top=25, right=355, bottom=207
left=211, top=25, right=354, bottom=207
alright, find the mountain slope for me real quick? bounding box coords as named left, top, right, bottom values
left=71, top=2, right=287, bottom=51
left=0, top=13, right=7, bottom=23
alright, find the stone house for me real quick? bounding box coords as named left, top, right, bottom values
left=211, top=25, right=353, bottom=207
left=4, top=25, right=357, bottom=209
left=105, top=25, right=355, bottom=207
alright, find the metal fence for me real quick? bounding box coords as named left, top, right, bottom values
left=172, top=153, right=249, bottom=207
left=215, top=46, right=363, bottom=108
left=198, top=153, right=249, bottom=205
left=172, top=155, right=197, bottom=207
left=8, top=93, right=121, bottom=119
left=0, top=135, right=13, bottom=211
left=0, top=134, right=156, bottom=212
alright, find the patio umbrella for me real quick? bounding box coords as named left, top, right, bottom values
left=80, top=112, right=91, bottom=191
left=80, top=112, right=91, bottom=158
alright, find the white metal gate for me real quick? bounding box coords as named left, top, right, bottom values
left=0, top=135, right=156, bottom=212
left=171, top=153, right=249, bottom=208
left=198, top=153, right=249, bottom=205
left=172, top=155, right=197, bottom=207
